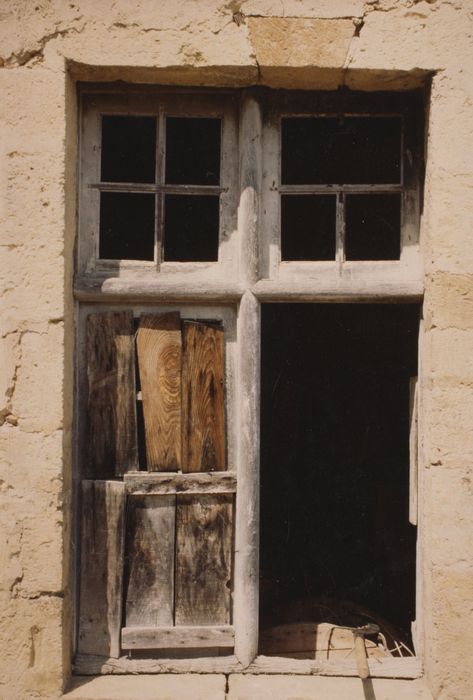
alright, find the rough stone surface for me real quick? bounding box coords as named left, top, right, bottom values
left=1, top=1, right=473, bottom=699
left=63, top=674, right=227, bottom=700
left=228, top=675, right=434, bottom=699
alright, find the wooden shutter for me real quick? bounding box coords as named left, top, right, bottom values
left=78, top=480, right=126, bottom=658
left=79, top=311, right=234, bottom=659
left=86, top=311, right=138, bottom=477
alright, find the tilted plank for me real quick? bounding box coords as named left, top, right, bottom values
left=409, top=376, right=419, bottom=526
left=125, top=495, right=175, bottom=628
left=137, top=313, right=182, bottom=471
left=78, top=480, right=126, bottom=658
left=86, top=311, right=138, bottom=477
left=175, top=494, right=233, bottom=626
left=124, top=471, right=237, bottom=495
left=121, top=625, right=234, bottom=650
left=182, top=321, right=226, bottom=472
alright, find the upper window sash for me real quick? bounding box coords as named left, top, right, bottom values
left=78, top=90, right=239, bottom=278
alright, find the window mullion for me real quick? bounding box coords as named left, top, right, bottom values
left=336, top=191, right=346, bottom=273
left=155, top=108, right=166, bottom=270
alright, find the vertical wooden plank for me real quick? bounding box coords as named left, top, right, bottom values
left=137, top=313, right=182, bottom=471
left=125, top=495, right=175, bottom=627
left=78, top=480, right=125, bottom=658
left=234, top=290, right=260, bottom=667
left=182, top=321, right=226, bottom=473
left=86, top=311, right=138, bottom=477
left=175, top=494, right=233, bottom=626
left=409, top=376, right=419, bottom=526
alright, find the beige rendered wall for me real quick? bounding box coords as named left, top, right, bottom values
left=1, top=1, right=473, bottom=699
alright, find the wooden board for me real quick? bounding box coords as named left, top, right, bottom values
left=125, top=495, right=175, bottom=628
left=182, top=321, right=226, bottom=472
left=409, top=376, right=418, bottom=526
left=121, top=625, right=234, bottom=650
left=78, top=480, right=126, bottom=658
left=137, top=313, right=182, bottom=471
left=175, top=494, right=233, bottom=625
left=124, top=471, right=237, bottom=495
left=86, top=311, right=138, bottom=477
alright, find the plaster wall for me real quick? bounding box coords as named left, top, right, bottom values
left=1, top=1, right=473, bottom=699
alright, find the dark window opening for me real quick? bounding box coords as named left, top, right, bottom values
left=281, top=195, right=336, bottom=261
left=165, top=117, right=221, bottom=185
left=101, top=115, right=157, bottom=184
left=99, top=192, right=155, bottom=261
left=281, top=116, right=401, bottom=185
left=260, top=304, right=419, bottom=657
left=164, top=194, right=219, bottom=262
left=346, top=194, right=401, bottom=261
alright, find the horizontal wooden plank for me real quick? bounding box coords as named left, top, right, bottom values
left=252, top=280, right=423, bottom=302
left=75, top=277, right=245, bottom=303
left=73, top=653, right=242, bottom=675
left=73, top=653, right=421, bottom=678
left=121, top=625, right=235, bottom=650
left=124, top=471, right=237, bottom=495
left=279, top=183, right=403, bottom=194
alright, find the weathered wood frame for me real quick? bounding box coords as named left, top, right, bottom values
left=74, top=86, right=423, bottom=678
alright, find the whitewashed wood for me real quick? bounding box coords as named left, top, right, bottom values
left=78, top=481, right=125, bottom=659
left=409, top=376, right=419, bottom=526
left=74, top=654, right=243, bottom=675
left=238, top=91, right=262, bottom=286
left=124, top=471, right=237, bottom=495
left=74, top=276, right=244, bottom=302
left=234, top=290, right=260, bottom=667
left=121, top=625, right=235, bottom=649
left=74, top=653, right=421, bottom=678
left=252, top=279, right=423, bottom=302
left=125, top=495, right=175, bottom=627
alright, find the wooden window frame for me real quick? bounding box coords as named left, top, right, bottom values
left=74, top=86, right=423, bottom=678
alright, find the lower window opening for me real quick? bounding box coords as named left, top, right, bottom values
left=259, top=303, right=419, bottom=660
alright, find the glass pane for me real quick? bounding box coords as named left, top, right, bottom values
left=99, top=192, right=155, bottom=260
left=345, top=194, right=401, bottom=261
left=101, top=116, right=156, bottom=183
left=164, top=195, right=219, bottom=261
left=281, top=195, right=336, bottom=261
left=165, top=118, right=221, bottom=185
left=282, top=117, right=401, bottom=185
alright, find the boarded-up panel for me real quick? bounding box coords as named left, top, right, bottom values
left=137, top=313, right=182, bottom=471
left=121, top=625, right=234, bottom=649
left=78, top=480, right=125, bottom=658
left=125, top=495, right=175, bottom=627
left=86, top=311, right=138, bottom=477
left=182, top=321, right=226, bottom=472
left=175, top=494, right=233, bottom=626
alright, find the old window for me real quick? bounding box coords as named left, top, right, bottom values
left=74, top=86, right=423, bottom=678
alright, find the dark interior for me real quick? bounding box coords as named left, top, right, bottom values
left=260, top=304, right=419, bottom=649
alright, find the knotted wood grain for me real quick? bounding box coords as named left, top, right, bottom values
left=137, top=313, right=182, bottom=471
left=182, top=321, right=226, bottom=472
left=86, top=311, right=138, bottom=477
left=174, top=494, right=233, bottom=625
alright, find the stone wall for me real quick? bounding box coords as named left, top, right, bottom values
left=1, top=1, right=473, bottom=698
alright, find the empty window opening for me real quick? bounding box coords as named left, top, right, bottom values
left=97, top=115, right=222, bottom=263
left=260, top=304, right=419, bottom=658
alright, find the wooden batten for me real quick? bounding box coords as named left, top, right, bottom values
left=121, top=625, right=234, bottom=650
left=174, top=494, right=233, bottom=626
left=125, top=495, right=175, bottom=627
left=137, top=313, right=182, bottom=471
left=78, top=480, right=126, bottom=658
left=86, top=311, right=138, bottom=477
left=181, top=321, right=226, bottom=473
left=124, top=471, right=237, bottom=495
left=409, top=376, right=419, bottom=526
